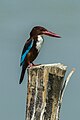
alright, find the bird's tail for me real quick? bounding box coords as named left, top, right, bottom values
left=19, top=64, right=27, bottom=84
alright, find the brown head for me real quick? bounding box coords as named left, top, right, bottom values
left=30, top=26, right=61, bottom=38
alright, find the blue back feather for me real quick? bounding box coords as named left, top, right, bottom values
left=20, top=40, right=33, bottom=65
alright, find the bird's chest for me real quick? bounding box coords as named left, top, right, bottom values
left=35, top=35, right=44, bottom=52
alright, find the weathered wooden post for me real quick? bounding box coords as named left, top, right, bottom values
left=25, top=63, right=75, bottom=120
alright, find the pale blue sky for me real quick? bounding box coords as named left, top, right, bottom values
left=0, top=0, right=80, bottom=120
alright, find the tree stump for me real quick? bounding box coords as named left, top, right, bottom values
left=25, top=63, right=75, bottom=120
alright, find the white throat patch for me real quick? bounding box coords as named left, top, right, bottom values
left=36, top=35, right=44, bottom=52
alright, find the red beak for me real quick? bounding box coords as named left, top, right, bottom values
left=42, top=30, right=61, bottom=38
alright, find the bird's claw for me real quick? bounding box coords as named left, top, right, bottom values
left=28, top=62, right=41, bottom=68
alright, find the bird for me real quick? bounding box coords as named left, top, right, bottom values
left=19, top=26, right=61, bottom=84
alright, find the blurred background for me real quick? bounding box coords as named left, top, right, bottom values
left=0, top=0, right=80, bottom=119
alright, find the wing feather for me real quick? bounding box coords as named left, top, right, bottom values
left=20, top=39, right=33, bottom=66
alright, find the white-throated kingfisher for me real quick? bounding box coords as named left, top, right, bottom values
left=19, top=26, right=61, bottom=84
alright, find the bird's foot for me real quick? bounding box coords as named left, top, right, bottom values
left=28, top=63, right=33, bottom=68
left=28, top=62, right=41, bottom=68
left=32, top=63, right=41, bottom=67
